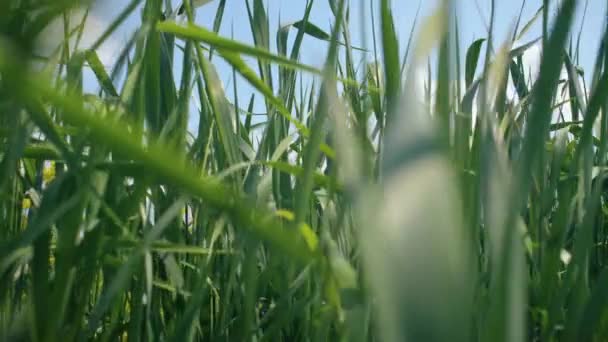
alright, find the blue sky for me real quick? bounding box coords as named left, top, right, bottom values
left=72, top=0, right=607, bottom=130
left=176, top=0, right=606, bottom=74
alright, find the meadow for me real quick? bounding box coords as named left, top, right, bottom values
left=1, top=0, right=608, bottom=341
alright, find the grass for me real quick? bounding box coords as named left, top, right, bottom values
left=1, top=0, right=608, bottom=340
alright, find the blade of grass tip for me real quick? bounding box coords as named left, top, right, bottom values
left=573, top=0, right=588, bottom=62
left=196, top=49, right=243, bottom=168
left=142, top=1, right=163, bottom=134
left=65, top=47, right=83, bottom=94
left=511, top=0, right=526, bottom=42
left=455, top=37, right=483, bottom=169
left=286, top=19, right=367, bottom=52
left=509, top=57, right=530, bottom=100
left=465, top=39, right=485, bottom=89
left=245, top=94, right=254, bottom=133
left=208, top=0, right=227, bottom=61
left=293, top=0, right=345, bottom=225
left=589, top=25, right=606, bottom=92
left=291, top=20, right=329, bottom=40
left=283, top=0, right=314, bottom=112
left=477, top=0, right=495, bottom=126
left=172, top=34, right=194, bottom=152
left=380, top=0, right=400, bottom=126
left=564, top=52, right=587, bottom=120
left=542, top=0, right=549, bottom=49
left=56, top=11, right=72, bottom=83
left=434, top=1, right=453, bottom=145
left=516, top=5, right=543, bottom=42
left=399, top=1, right=421, bottom=77
left=158, top=29, right=179, bottom=140
left=493, top=37, right=516, bottom=121
left=85, top=50, right=118, bottom=97
left=110, top=25, right=150, bottom=96
left=509, top=37, right=541, bottom=59
left=369, top=0, right=381, bottom=118
left=249, top=0, right=273, bottom=93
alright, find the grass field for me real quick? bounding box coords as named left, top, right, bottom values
left=1, top=0, right=608, bottom=341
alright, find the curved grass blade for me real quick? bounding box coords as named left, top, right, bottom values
left=157, top=21, right=320, bottom=75
left=465, top=38, right=485, bottom=88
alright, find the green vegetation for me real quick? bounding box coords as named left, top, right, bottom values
left=1, top=0, right=608, bottom=340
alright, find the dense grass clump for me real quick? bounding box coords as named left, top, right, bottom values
left=1, top=0, right=608, bottom=340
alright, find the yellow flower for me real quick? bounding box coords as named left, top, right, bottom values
left=21, top=197, right=31, bottom=229
left=43, top=161, right=56, bottom=183
left=22, top=198, right=31, bottom=210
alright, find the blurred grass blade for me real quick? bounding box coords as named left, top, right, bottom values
left=465, top=38, right=485, bottom=88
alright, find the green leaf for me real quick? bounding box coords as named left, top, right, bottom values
left=157, top=20, right=320, bottom=75
left=292, top=20, right=329, bottom=40
left=464, top=38, right=485, bottom=87
left=85, top=50, right=118, bottom=96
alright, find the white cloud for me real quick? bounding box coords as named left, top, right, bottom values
left=35, top=7, right=121, bottom=67
left=517, top=40, right=542, bottom=80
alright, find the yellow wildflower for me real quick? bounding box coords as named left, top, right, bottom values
left=22, top=198, right=31, bottom=210
left=21, top=197, right=31, bottom=230
left=43, top=161, right=56, bottom=183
